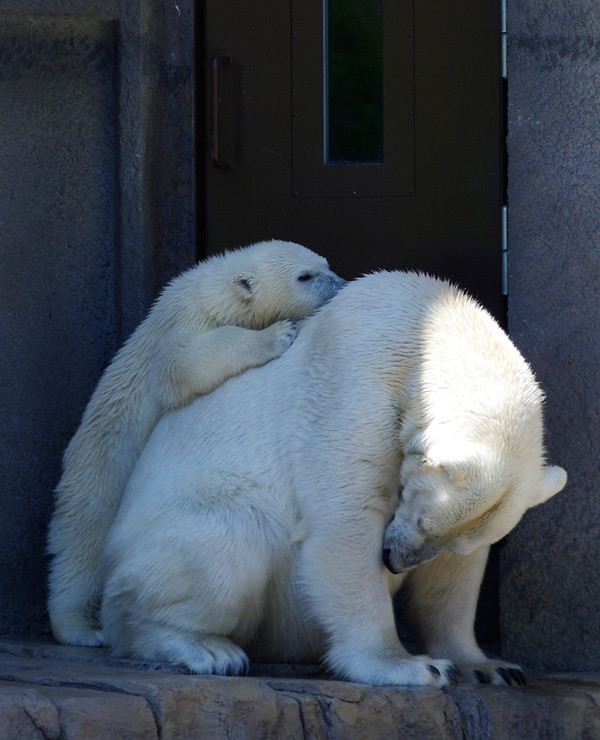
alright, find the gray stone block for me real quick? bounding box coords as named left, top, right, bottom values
left=0, top=685, right=60, bottom=739
left=0, top=683, right=157, bottom=740
left=0, top=16, right=118, bottom=635
left=0, top=0, right=195, bottom=637
left=501, top=2, right=600, bottom=669
left=449, top=683, right=600, bottom=740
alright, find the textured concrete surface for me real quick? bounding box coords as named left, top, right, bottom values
left=0, top=16, right=119, bottom=636
left=501, top=2, right=600, bottom=670
left=0, top=2, right=195, bottom=637
left=0, top=639, right=599, bottom=739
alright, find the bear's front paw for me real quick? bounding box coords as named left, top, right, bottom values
left=333, top=648, right=461, bottom=687
left=426, top=660, right=462, bottom=686
left=385, top=656, right=461, bottom=687
left=458, top=660, right=526, bottom=687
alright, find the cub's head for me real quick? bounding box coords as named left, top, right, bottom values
left=383, top=435, right=567, bottom=575
left=226, top=240, right=345, bottom=328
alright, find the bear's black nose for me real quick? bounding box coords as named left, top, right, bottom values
left=382, top=548, right=395, bottom=573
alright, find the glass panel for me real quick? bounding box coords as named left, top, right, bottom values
left=325, top=0, right=383, bottom=164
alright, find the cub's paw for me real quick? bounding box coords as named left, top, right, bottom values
left=52, top=620, right=104, bottom=648
left=262, top=320, right=298, bottom=359
left=74, top=630, right=104, bottom=648
left=458, top=660, right=526, bottom=687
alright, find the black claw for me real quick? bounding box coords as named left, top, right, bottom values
left=445, top=665, right=461, bottom=684
left=509, top=668, right=526, bottom=686
left=497, top=667, right=512, bottom=686
left=474, top=669, right=491, bottom=684
left=428, top=664, right=441, bottom=677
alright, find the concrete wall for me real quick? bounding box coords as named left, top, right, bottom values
left=0, top=1, right=195, bottom=634
left=500, top=2, right=600, bottom=669
left=0, top=16, right=119, bottom=633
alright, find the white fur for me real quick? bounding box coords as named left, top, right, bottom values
left=47, top=240, right=344, bottom=647
left=100, top=271, right=566, bottom=687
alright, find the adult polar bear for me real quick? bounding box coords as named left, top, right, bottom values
left=48, top=240, right=344, bottom=649
left=101, top=271, right=567, bottom=687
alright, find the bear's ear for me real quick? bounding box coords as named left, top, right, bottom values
left=229, top=273, right=257, bottom=300
left=530, top=465, right=567, bottom=507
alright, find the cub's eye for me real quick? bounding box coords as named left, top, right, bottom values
left=298, top=272, right=314, bottom=282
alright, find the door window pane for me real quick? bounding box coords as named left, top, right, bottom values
left=292, top=0, right=414, bottom=197
left=325, top=0, right=383, bottom=164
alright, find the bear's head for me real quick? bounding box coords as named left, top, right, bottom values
left=383, top=435, right=567, bottom=575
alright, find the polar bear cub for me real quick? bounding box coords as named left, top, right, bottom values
left=47, top=240, right=344, bottom=647
left=100, top=271, right=566, bottom=687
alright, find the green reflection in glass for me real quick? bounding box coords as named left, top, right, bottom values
left=325, top=0, right=383, bottom=164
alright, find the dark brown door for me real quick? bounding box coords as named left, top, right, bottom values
left=203, top=0, right=502, bottom=318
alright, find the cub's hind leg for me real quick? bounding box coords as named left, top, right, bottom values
left=101, top=472, right=287, bottom=673
left=126, top=623, right=250, bottom=676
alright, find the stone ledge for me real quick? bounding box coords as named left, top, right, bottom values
left=0, top=638, right=598, bottom=739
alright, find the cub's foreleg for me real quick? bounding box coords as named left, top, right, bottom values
left=162, top=321, right=298, bottom=408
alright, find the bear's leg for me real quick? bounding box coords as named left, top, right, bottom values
left=130, top=624, right=250, bottom=676
left=101, top=475, right=283, bottom=673
left=102, top=554, right=262, bottom=676
left=403, top=547, right=525, bottom=686
left=299, top=507, right=459, bottom=687
left=47, top=548, right=104, bottom=647
left=163, top=322, right=298, bottom=408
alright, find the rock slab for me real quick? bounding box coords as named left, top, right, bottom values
left=0, top=639, right=599, bottom=739
left=502, top=0, right=600, bottom=671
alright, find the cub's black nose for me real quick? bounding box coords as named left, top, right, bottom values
left=382, top=547, right=394, bottom=573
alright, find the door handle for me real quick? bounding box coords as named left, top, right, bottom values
left=211, top=53, right=232, bottom=170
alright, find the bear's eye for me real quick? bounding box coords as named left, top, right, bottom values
left=298, top=272, right=314, bottom=282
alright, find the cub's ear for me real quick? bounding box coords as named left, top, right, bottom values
left=229, top=273, right=257, bottom=299
left=532, top=465, right=567, bottom=507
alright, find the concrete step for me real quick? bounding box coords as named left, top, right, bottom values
left=0, top=638, right=598, bottom=739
